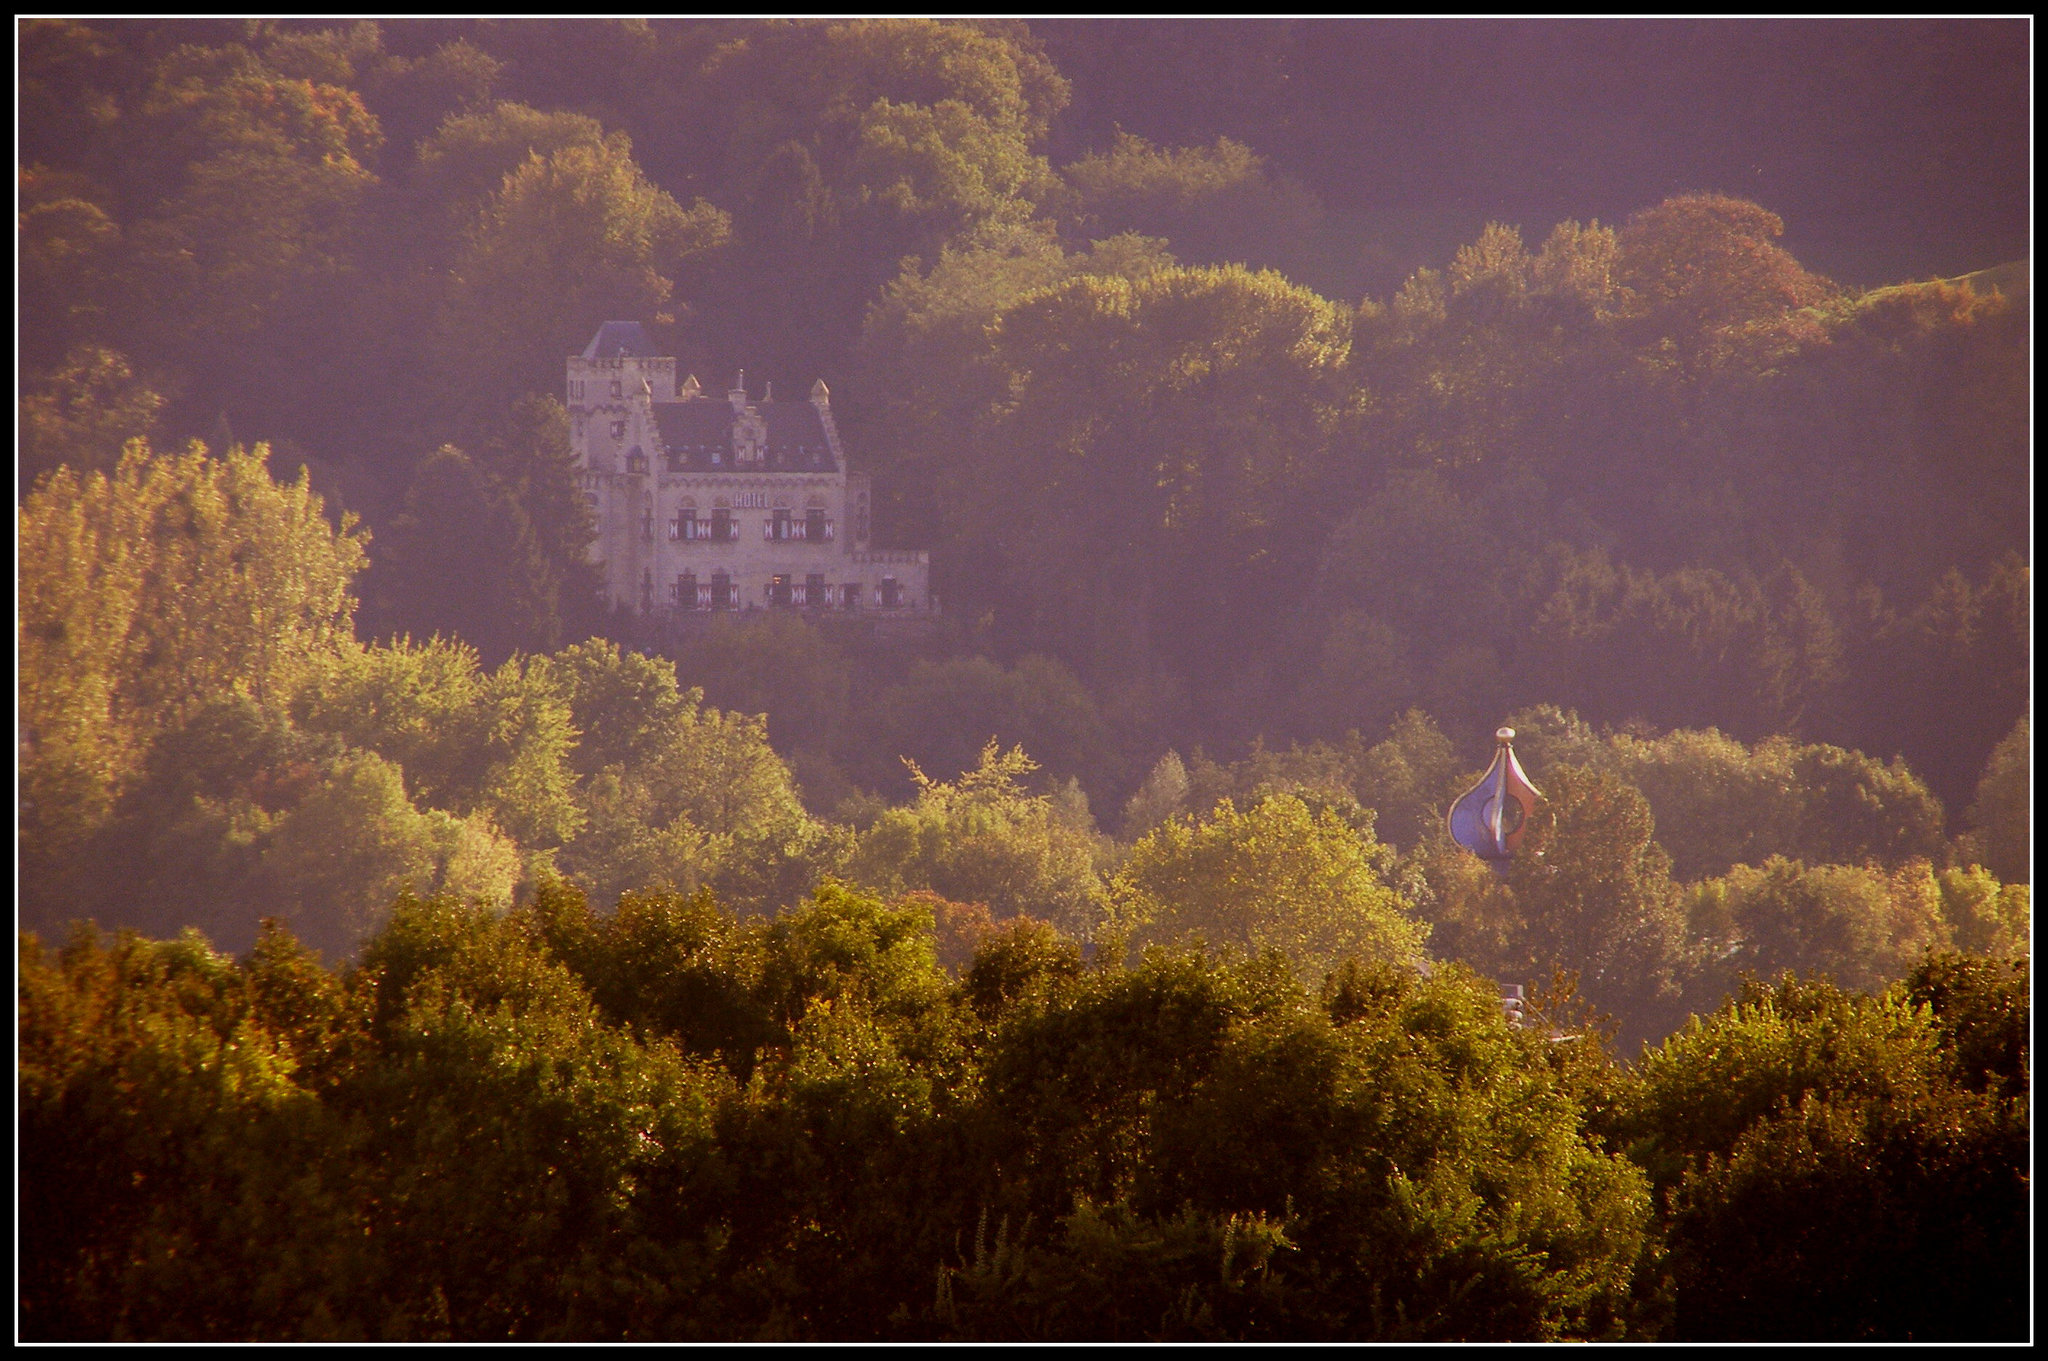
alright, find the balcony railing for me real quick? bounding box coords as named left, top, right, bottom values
left=763, top=517, right=836, bottom=543
left=672, top=518, right=740, bottom=542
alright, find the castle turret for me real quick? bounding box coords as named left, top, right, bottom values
left=570, top=323, right=929, bottom=621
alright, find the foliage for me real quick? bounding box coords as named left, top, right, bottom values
left=1960, top=714, right=2029, bottom=883
left=14, top=28, right=2030, bottom=1337
left=435, top=131, right=729, bottom=417
left=1417, top=764, right=1688, bottom=1050
left=20, top=441, right=367, bottom=920
left=555, top=640, right=845, bottom=915
left=947, top=264, right=1353, bottom=687
left=18, top=346, right=164, bottom=494
left=364, top=445, right=561, bottom=664
left=864, top=652, right=1113, bottom=798
left=1617, top=965, right=2028, bottom=1340
left=1681, top=857, right=1955, bottom=999
left=1111, top=794, right=1426, bottom=979
left=20, top=888, right=2025, bottom=1342
left=849, top=743, right=1106, bottom=936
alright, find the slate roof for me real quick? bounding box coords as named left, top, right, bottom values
left=583, top=321, right=659, bottom=359
left=651, top=397, right=839, bottom=472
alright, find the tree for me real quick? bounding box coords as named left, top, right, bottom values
left=672, top=18, right=1070, bottom=380
left=554, top=640, right=842, bottom=914
left=1622, top=969, right=2027, bottom=1341
left=1349, top=708, right=1464, bottom=853
left=951, top=265, right=1352, bottom=688
left=18, top=346, right=164, bottom=494
left=1111, top=793, right=1425, bottom=980
left=116, top=55, right=386, bottom=435
left=1120, top=750, right=1191, bottom=841
left=865, top=653, right=1113, bottom=799
left=667, top=612, right=853, bottom=764
left=408, top=99, right=608, bottom=244
left=1442, top=764, right=1689, bottom=1049
left=1050, top=132, right=1322, bottom=273
left=18, top=170, right=125, bottom=374
left=478, top=395, right=603, bottom=643
left=1685, top=857, right=1951, bottom=998
left=20, top=442, right=367, bottom=916
left=851, top=743, right=1106, bottom=935
left=365, top=445, right=560, bottom=664
left=1615, top=194, right=1834, bottom=379
left=434, top=132, right=728, bottom=420
left=1607, top=727, right=1945, bottom=881
left=853, top=220, right=1177, bottom=547
left=1960, top=715, right=2028, bottom=883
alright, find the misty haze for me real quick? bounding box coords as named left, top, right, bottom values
left=18, top=18, right=2029, bottom=1343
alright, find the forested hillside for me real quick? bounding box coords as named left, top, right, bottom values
left=16, top=18, right=2031, bottom=1342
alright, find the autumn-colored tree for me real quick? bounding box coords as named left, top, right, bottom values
left=1616, top=194, right=1833, bottom=379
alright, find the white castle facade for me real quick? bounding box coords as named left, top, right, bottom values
left=569, top=321, right=931, bottom=618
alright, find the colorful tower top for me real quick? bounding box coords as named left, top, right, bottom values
left=1448, top=726, right=1541, bottom=865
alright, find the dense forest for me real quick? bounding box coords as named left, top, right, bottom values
left=17, top=18, right=2031, bottom=1342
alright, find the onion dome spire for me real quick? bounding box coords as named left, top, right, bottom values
left=1448, top=726, right=1541, bottom=866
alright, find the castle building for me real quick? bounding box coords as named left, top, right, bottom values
left=569, top=321, right=931, bottom=617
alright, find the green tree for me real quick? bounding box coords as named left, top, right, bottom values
left=293, top=636, right=584, bottom=865
left=114, top=51, right=386, bottom=434
left=1426, top=764, right=1688, bottom=1049
left=408, top=100, right=609, bottom=245
left=1112, top=794, right=1426, bottom=980
left=365, top=444, right=561, bottom=664
left=478, top=395, right=603, bottom=643
left=18, top=346, right=164, bottom=494
left=1609, top=727, right=1945, bottom=881
left=341, top=893, right=734, bottom=1339
left=1683, top=857, right=1951, bottom=999
left=964, top=953, right=1650, bottom=1340
left=853, top=220, right=1176, bottom=546
left=1120, top=750, right=1191, bottom=841
left=865, top=653, right=1112, bottom=799
left=1350, top=708, right=1464, bottom=853
left=20, top=442, right=367, bottom=917
left=1621, top=969, right=2027, bottom=1341
left=1960, top=714, right=2028, bottom=883
left=676, top=18, right=1069, bottom=380
left=17, top=168, right=125, bottom=374
left=434, top=131, right=728, bottom=420
left=18, top=924, right=362, bottom=1340
left=554, top=640, right=843, bottom=913
left=851, top=743, right=1106, bottom=935
left=1931, top=864, right=2029, bottom=959
left=951, top=265, right=1352, bottom=687
left=668, top=611, right=852, bottom=761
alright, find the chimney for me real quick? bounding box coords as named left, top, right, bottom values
left=728, top=369, right=747, bottom=414
left=679, top=373, right=702, bottom=399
